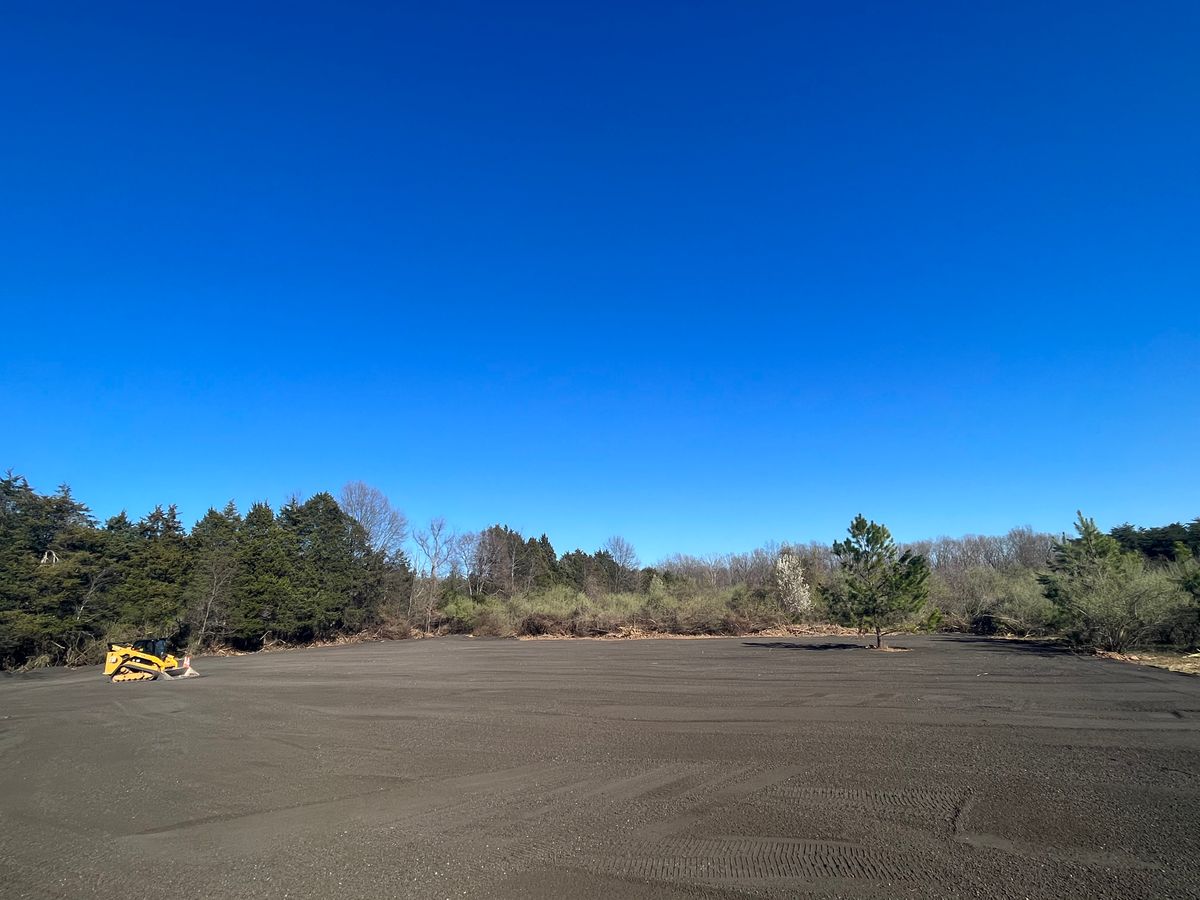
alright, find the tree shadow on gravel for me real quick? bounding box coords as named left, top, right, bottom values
left=743, top=641, right=867, bottom=651
left=932, top=635, right=1074, bottom=658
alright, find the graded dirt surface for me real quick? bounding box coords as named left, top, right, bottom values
left=2, top=636, right=1198, bottom=899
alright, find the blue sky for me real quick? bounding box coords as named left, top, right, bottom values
left=3, top=1, right=1198, bottom=561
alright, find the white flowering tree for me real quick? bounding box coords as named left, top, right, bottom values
left=775, top=547, right=812, bottom=617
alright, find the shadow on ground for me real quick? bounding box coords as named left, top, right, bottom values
left=933, top=636, right=1074, bottom=658
left=745, top=636, right=1075, bottom=657
left=743, top=641, right=867, bottom=651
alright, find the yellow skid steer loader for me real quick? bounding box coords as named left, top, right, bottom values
left=103, top=638, right=200, bottom=683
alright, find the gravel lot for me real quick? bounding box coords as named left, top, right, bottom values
left=2, top=635, right=1198, bottom=898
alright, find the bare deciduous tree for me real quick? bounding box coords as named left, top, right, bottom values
left=448, top=530, right=481, bottom=597
left=339, top=481, right=409, bottom=556
left=412, top=517, right=451, bottom=631
left=192, top=553, right=237, bottom=650
left=603, top=535, right=641, bottom=592
left=75, top=567, right=115, bottom=621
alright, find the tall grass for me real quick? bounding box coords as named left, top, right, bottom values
left=437, top=583, right=794, bottom=638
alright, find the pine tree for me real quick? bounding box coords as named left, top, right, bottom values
left=279, top=493, right=386, bottom=639
left=1039, top=512, right=1186, bottom=651
left=185, top=502, right=242, bottom=649
left=830, top=515, right=930, bottom=648
left=527, top=534, right=559, bottom=589
left=230, top=503, right=297, bottom=647
left=0, top=474, right=95, bottom=665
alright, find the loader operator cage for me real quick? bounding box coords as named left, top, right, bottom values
left=132, top=638, right=171, bottom=659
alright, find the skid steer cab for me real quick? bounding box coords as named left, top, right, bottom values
left=104, top=638, right=200, bottom=683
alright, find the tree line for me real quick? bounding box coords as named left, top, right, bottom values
left=1, top=471, right=1197, bottom=669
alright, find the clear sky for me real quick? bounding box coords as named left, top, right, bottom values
left=3, top=1, right=1198, bottom=562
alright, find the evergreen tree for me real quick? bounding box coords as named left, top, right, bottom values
left=98, top=504, right=190, bottom=637
left=526, top=535, right=559, bottom=589
left=0, top=475, right=106, bottom=665
left=556, top=549, right=592, bottom=594
left=0, top=473, right=45, bottom=613
left=280, top=492, right=384, bottom=638
left=380, top=547, right=415, bottom=624
left=474, top=524, right=531, bottom=596
left=230, top=503, right=297, bottom=647
left=590, top=550, right=620, bottom=595
left=184, top=502, right=242, bottom=649
left=1110, top=519, right=1200, bottom=561
left=1041, top=512, right=1186, bottom=651
left=830, top=515, right=930, bottom=648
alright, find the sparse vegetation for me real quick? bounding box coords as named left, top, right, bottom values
left=1, top=470, right=1197, bottom=669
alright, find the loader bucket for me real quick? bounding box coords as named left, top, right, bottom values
left=163, top=656, right=200, bottom=679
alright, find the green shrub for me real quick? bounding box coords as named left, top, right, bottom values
left=1168, top=559, right=1200, bottom=649
left=931, top=568, right=1056, bottom=636
left=1041, top=514, right=1192, bottom=651
left=0, top=611, right=55, bottom=669
left=439, top=594, right=476, bottom=634
left=472, top=598, right=513, bottom=637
